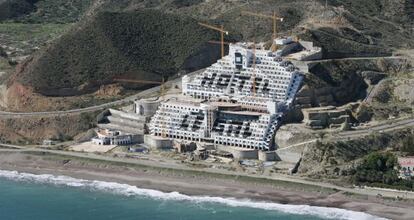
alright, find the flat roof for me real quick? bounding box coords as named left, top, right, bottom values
left=166, top=99, right=202, bottom=107
left=220, top=110, right=263, bottom=117
left=209, top=102, right=240, bottom=107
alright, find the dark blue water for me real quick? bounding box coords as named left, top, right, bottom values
left=0, top=170, right=381, bottom=220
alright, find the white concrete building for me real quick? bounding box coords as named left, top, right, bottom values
left=92, top=129, right=133, bottom=146
left=149, top=42, right=304, bottom=151
left=149, top=100, right=282, bottom=150
left=182, top=42, right=303, bottom=111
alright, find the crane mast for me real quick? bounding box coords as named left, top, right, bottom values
left=198, top=22, right=229, bottom=58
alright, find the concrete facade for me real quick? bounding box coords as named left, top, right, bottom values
left=144, top=135, right=173, bottom=149
left=258, top=150, right=279, bottom=161
left=134, top=98, right=161, bottom=118
left=182, top=43, right=303, bottom=110
left=217, top=146, right=258, bottom=160
left=149, top=100, right=282, bottom=150
left=302, top=106, right=350, bottom=129
left=92, top=129, right=134, bottom=146
left=148, top=42, right=305, bottom=152
left=98, top=108, right=146, bottom=135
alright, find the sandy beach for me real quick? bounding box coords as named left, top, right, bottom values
left=0, top=150, right=413, bottom=220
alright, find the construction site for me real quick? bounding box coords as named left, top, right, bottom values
left=88, top=11, right=327, bottom=165
left=0, top=5, right=403, bottom=181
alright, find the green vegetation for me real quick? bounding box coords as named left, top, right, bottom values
left=0, top=47, right=6, bottom=58
left=354, top=103, right=374, bottom=122
left=373, top=81, right=394, bottom=103
left=401, top=135, right=414, bottom=156
left=0, top=0, right=82, bottom=57
left=326, top=0, right=414, bottom=50
left=300, top=128, right=414, bottom=175
left=353, top=152, right=399, bottom=185
left=0, top=0, right=35, bottom=21
left=353, top=152, right=414, bottom=191
left=171, top=0, right=203, bottom=8
left=0, top=23, right=68, bottom=42
left=1, top=0, right=92, bottom=24
left=79, top=112, right=98, bottom=130
left=0, top=23, right=69, bottom=57
left=18, top=10, right=222, bottom=96
left=0, top=58, right=10, bottom=70
left=300, top=28, right=391, bottom=59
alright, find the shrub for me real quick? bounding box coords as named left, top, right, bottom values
left=19, top=10, right=222, bottom=96
left=401, top=135, right=414, bottom=156
left=353, top=152, right=413, bottom=190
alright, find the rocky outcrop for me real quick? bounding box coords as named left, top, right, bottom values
left=361, top=71, right=387, bottom=85
left=295, top=58, right=410, bottom=110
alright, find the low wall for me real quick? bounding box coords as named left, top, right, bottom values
left=136, top=99, right=161, bottom=117
left=217, top=145, right=258, bottom=160
left=106, top=116, right=145, bottom=129
left=109, top=109, right=145, bottom=122
left=258, top=151, right=279, bottom=161
left=131, top=134, right=144, bottom=144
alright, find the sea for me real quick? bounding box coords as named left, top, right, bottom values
left=0, top=170, right=386, bottom=220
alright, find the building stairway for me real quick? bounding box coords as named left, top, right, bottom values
left=97, top=109, right=146, bottom=135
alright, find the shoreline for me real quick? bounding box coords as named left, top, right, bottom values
left=0, top=151, right=413, bottom=219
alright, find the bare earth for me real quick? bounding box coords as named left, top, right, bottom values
left=0, top=151, right=413, bottom=219
left=69, top=142, right=116, bottom=153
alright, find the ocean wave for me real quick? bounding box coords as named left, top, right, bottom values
left=0, top=170, right=386, bottom=220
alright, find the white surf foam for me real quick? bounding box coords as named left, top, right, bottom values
left=0, top=170, right=387, bottom=220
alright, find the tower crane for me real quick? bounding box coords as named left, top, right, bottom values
left=207, top=40, right=231, bottom=46
left=251, top=40, right=257, bottom=96
left=241, top=11, right=284, bottom=51
left=198, top=22, right=229, bottom=58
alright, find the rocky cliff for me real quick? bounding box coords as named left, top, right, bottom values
left=295, top=58, right=410, bottom=108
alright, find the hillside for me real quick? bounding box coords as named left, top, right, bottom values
left=12, top=10, right=223, bottom=96
left=298, top=128, right=414, bottom=189
left=302, top=58, right=409, bottom=105
left=0, top=0, right=413, bottom=112
left=0, top=0, right=35, bottom=21
left=0, top=0, right=92, bottom=23
left=52, top=0, right=414, bottom=58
